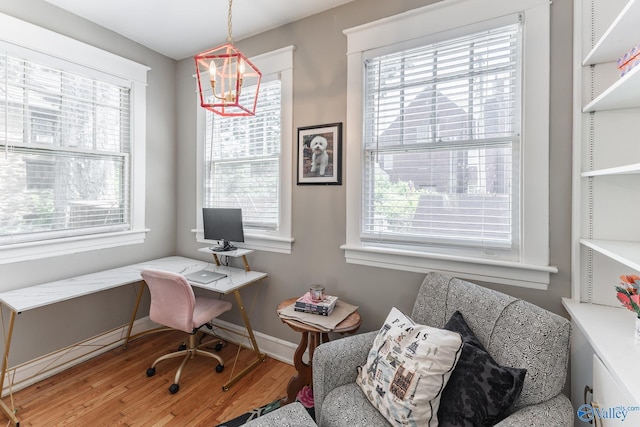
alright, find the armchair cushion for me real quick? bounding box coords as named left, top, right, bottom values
left=356, top=307, right=463, bottom=426
left=438, top=311, right=526, bottom=427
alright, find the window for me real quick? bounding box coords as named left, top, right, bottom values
left=363, top=23, right=520, bottom=253
left=0, top=13, right=149, bottom=264
left=343, top=0, right=556, bottom=288
left=204, top=80, right=281, bottom=230
left=195, top=46, right=294, bottom=253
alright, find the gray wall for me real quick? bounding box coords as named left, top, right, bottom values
left=175, top=0, right=575, bottom=348
left=0, top=0, right=574, bottom=375
left=0, top=0, right=177, bottom=364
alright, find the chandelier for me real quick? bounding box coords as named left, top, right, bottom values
left=194, top=0, right=261, bottom=116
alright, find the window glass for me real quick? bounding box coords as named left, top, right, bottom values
left=0, top=52, right=131, bottom=244
left=362, top=23, right=520, bottom=253
left=203, top=80, right=282, bottom=231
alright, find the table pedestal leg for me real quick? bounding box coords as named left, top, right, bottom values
left=281, top=330, right=329, bottom=406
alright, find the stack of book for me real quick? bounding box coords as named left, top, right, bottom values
left=295, top=292, right=338, bottom=316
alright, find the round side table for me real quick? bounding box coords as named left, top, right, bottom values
left=277, top=297, right=361, bottom=406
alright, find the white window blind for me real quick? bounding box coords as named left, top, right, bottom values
left=362, top=21, right=521, bottom=251
left=204, top=79, right=281, bottom=230
left=0, top=51, right=131, bottom=245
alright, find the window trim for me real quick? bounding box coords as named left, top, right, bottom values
left=342, top=0, right=556, bottom=289
left=0, top=12, right=149, bottom=264
left=194, top=46, right=295, bottom=254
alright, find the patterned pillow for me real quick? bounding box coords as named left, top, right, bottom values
left=356, top=307, right=463, bottom=426
left=438, top=311, right=527, bottom=427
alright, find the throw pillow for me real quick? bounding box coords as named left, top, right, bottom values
left=438, top=311, right=527, bottom=427
left=356, top=307, right=463, bottom=427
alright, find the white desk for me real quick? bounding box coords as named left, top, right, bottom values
left=0, top=256, right=267, bottom=426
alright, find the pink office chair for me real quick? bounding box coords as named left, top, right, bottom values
left=140, top=268, right=232, bottom=394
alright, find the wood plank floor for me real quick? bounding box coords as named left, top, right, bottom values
left=1, top=329, right=296, bottom=426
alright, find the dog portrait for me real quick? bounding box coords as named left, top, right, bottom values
left=309, top=135, right=329, bottom=176
left=297, top=123, right=342, bottom=185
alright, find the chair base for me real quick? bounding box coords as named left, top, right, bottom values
left=146, top=330, right=224, bottom=394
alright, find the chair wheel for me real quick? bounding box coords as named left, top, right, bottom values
left=146, top=367, right=156, bottom=377
left=216, top=364, right=224, bottom=373
left=215, top=342, right=223, bottom=351
left=169, top=383, right=180, bottom=394
left=178, top=343, right=187, bottom=351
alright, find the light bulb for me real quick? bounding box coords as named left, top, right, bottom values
left=238, top=59, right=245, bottom=75
left=208, top=61, right=216, bottom=82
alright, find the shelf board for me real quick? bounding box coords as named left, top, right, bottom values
left=582, top=163, right=640, bottom=177
left=580, top=239, right=640, bottom=271
left=583, top=0, right=640, bottom=65
left=562, top=298, right=640, bottom=404
left=197, top=247, right=253, bottom=257
left=583, top=63, right=640, bottom=112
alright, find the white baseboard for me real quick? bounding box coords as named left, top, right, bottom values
left=207, top=318, right=299, bottom=365
left=1, top=317, right=157, bottom=397
left=1, top=317, right=298, bottom=397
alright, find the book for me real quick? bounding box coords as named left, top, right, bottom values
left=295, top=293, right=338, bottom=315
left=295, top=303, right=334, bottom=314
left=294, top=307, right=333, bottom=316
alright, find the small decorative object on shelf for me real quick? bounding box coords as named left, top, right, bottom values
left=614, top=275, right=640, bottom=344
left=617, top=44, right=640, bottom=77
left=309, top=284, right=325, bottom=302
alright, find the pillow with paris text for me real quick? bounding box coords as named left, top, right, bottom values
left=356, top=307, right=463, bottom=426
left=438, top=311, right=527, bottom=427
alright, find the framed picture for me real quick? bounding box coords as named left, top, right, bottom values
left=297, top=122, right=342, bottom=185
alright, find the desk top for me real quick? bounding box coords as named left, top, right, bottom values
left=0, top=256, right=267, bottom=313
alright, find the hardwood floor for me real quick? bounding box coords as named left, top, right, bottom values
left=1, top=329, right=296, bottom=426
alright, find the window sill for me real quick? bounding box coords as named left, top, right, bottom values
left=340, top=244, right=557, bottom=290
left=0, top=229, right=149, bottom=264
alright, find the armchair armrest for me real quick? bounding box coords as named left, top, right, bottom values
left=494, top=394, right=574, bottom=427
left=312, top=331, right=376, bottom=424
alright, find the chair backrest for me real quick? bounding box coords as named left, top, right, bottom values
left=140, top=269, right=197, bottom=334
left=411, top=272, right=570, bottom=411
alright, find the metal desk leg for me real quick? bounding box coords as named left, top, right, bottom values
left=240, top=255, right=250, bottom=272
left=122, top=281, right=172, bottom=348
left=222, top=288, right=266, bottom=391
left=1, top=307, right=21, bottom=426
left=123, top=281, right=146, bottom=349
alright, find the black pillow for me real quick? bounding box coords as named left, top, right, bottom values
left=437, top=311, right=526, bottom=427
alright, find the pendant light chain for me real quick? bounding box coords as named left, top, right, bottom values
left=227, top=0, right=234, bottom=44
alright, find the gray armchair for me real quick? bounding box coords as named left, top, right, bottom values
left=313, top=273, right=574, bottom=427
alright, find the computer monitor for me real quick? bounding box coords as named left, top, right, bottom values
left=203, top=208, right=245, bottom=251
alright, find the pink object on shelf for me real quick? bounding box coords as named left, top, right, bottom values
left=617, top=44, right=640, bottom=77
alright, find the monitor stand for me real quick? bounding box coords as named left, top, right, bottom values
left=211, top=240, right=237, bottom=252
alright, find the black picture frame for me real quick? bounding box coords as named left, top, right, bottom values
left=297, top=122, right=342, bottom=185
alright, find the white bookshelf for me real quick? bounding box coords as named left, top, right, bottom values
left=571, top=0, right=640, bottom=422
left=574, top=0, right=640, bottom=299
